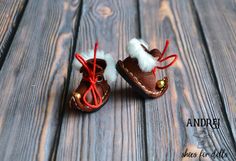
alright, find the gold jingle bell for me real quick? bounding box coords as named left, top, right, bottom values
left=73, top=92, right=81, bottom=100
left=156, top=80, right=165, bottom=89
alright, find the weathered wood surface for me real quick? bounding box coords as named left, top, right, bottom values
left=139, top=0, right=236, bottom=160
left=0, top=0, right=81, bottom=160
left=0, top=0, right=28, bottom=68
left=55, top=0, right=147, bottom=161
left=194, top=0, right=236, bottom=142
left=0, top=0, right=236, bottom=161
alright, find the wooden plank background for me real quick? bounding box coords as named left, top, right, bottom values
left=0, top=0, right=235, bottom=161
left=0, top=0, right=28, bottom=68
left=194, top=0, right=236, bottom=142
left=139, top=0, right=236, bottom=160
left=0, top=0, right=81, bottom=160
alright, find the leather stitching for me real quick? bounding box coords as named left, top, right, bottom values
left=120, top=62, right=164, bottom=95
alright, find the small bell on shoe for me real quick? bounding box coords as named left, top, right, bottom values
left=70, top=42, right=117, bottom=112
left=116, top=38, right=177, bottom=98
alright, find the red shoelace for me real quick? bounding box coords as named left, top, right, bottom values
left=75, top=42, right=103, bottom=109
left=152, top=40, right=178, bottom=75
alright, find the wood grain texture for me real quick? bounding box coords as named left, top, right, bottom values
left=55, top=0, right=147, bottom=161
left=0, top=0, right=28, bottom=68
left=0, top=0, right=81, bottom=160
left=138, top=0, right=236, bottom=160
left=194, top=0, right=236, bottom=143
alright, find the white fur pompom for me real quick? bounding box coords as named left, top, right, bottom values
left=73, top=50, right=117, bottom=85
left=104, top=54, right=117, bottom=84
left=126, top=38, right=157, bottom=72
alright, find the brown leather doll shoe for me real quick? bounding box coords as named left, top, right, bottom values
left=70, top=42, right=117, bottom=112
left=116, top=38, right=177, bottom=98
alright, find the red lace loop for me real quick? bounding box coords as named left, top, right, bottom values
left=152, top=40, right=178, bottom=75
left=75, top=42, right=103, bottom=109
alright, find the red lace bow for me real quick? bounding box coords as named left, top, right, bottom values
left=152, top=40, right=178, bottom=75
left=75, top=42, right=103, bottom=109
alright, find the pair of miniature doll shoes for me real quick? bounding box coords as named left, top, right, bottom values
left=70, top=38, right=178, bottom=112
